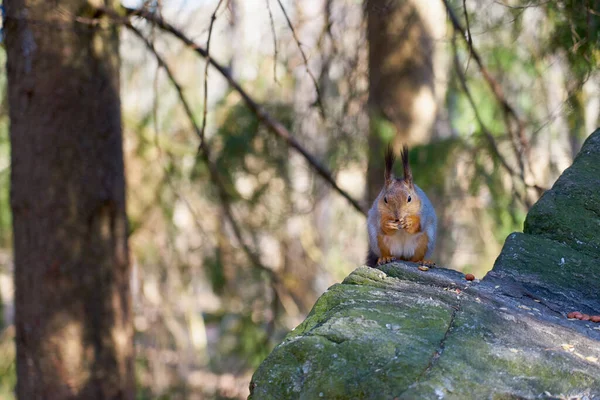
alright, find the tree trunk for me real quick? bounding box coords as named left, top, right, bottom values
left=5, top=1, right=134, bottom=398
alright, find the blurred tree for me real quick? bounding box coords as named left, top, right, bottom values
left=365, top=0, right=444, bottom=201
left=4, top=0, right=134, bottom=399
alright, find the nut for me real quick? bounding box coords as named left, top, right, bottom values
left=590, top=316, right=600, bottom=323
left=418, top=266, right=429, bottom=271
left=465, top=274, right=475, bottom=281
left=581, top=314, right=591, bottom=321
left=567, top=311, right=579, bottom=319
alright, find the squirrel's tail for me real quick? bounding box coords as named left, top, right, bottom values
left=366, top=249, right=378, bottom=268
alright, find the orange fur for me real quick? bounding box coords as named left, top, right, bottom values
left=400, top=214, right=421, bottom=234
left=409, top=233, right=429, bottom=262
left=380, top=210, right=399, bottom=235
left=376, top=234, right=394, bottom=265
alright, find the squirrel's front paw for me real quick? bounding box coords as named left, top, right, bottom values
left=398, top=217, right=411, bottom=230
left=399, top=215, right=420, bottom=234
left=377, top=256, right=396, bottom=265
left=384, top=221, right=399, bottom=232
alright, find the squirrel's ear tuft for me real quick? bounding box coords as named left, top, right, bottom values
left=384, top=145, right=395, bottom=185
left=401, top=145, right=413, bottom=186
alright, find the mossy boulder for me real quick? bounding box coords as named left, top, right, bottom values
left=249, top=129, right=600, bottom=399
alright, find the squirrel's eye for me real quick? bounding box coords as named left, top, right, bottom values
left=384, top=196, right=388, bottom=204
left=407, top=195, right=412, bottom=203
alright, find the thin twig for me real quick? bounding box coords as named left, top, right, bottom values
left=151, top=18, right=162, bottom=156
left=275, top=0, right=325, bottom=117
left=199, top=0, right=226, bottom=147
left=462, top=0, right=472, bottom=73
left=127, top=23, right=296, bottom=339
left=265, top=0, right=280, bottom=84
left=127, top=23, right=264, bottom=273
left=442, top=0, right=531, bottom=175
left=493, top=0, right=552, bottom=10
left=117, top=6, right=366, bottom=215
left=451, top=34, right=542, bottom=206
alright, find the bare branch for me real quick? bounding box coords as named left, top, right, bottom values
left=450, top=34, right=544, bottom=205
left=117, top=6, right=366, bottom=215
left=442, top=0, right=543, bottom=197
left=462, top=0, right=472, bottom=73
left=265, top=0, right=280, bottom=84
left=275, top=0, right=326, bottom=117
left=200, top=0, right=226, bottom=147
left=442, top=4, right=528, bottom=154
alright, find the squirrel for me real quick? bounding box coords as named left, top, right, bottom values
left=366, top=145, right=437, bottom=267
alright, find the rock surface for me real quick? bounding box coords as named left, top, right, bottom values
left=249, top=129, right=600, bottom=399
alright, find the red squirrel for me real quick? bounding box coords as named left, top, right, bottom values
left=366, top=145, right=437, bottom=267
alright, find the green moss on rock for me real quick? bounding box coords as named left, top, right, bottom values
left=524, top=130, right=600, bottom=256
left=250, top=276, right=458, bottom=399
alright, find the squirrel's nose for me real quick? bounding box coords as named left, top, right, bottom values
left=395, top=219, right=400, bottom=222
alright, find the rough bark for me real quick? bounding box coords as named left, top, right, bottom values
left=249, top=129, right=600, bottom=399
left=5, top=0, right=134, bottom=398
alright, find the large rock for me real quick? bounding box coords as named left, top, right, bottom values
left=249, top=129, right=600, bottom=399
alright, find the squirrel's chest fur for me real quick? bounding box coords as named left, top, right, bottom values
left=382, top=229, right=426, bottom=259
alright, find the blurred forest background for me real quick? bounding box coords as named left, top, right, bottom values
left=0, top=0, right=598, bottom=398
